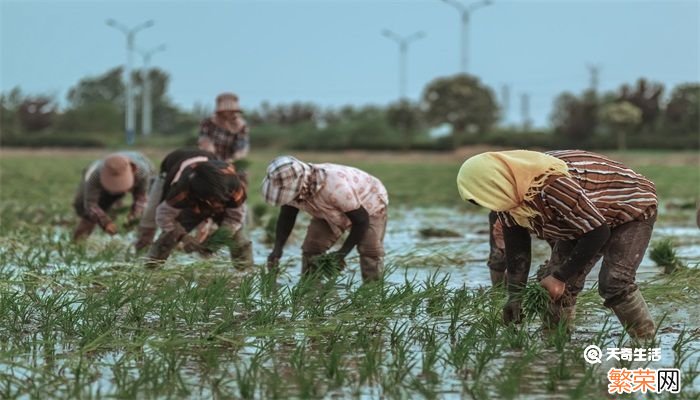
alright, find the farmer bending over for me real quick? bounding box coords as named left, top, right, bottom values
left=263, top=156, right=389, bottom=283
left=135, top=148, right=252, bottom=267
left=73, top=151, right=155, bottom=241
left=457, top=150, right=658, bottom=339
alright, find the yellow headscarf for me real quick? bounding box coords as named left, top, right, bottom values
left=456, top=150, right=571, bottom=229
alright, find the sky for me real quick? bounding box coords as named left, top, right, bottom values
left=1, top=0, right=698, bottom=127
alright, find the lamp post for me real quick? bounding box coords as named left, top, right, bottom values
left=137, top=44, right=166, bottom=136
left=439, top=0, right=492, bottom=74
left=106, top=18, right=154, bottom=144
left=381, top=30, right=425, bottom=100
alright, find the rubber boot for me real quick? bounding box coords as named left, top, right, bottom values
left=611, top=289, right=655, bottom=340
left=73, top=218, right=96, bottom=241
left=230, top=229, right=254, bottom=269
left=359, top=255, right=383, bottom=283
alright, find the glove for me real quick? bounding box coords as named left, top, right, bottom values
left=503, top=300, right=523, bottom=325
left=328, top=251, right=347, bottom=271
left=182, top=236, right=212, bottom=256
left=267, top=249, right=282, bottom=271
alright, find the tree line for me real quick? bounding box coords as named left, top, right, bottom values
left=1, top=66, right=698, bottom=150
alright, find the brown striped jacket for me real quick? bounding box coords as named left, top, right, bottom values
left=498, top=150, right=657, bottom=240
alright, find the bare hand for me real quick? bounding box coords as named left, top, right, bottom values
left=503, top=300, right=522, bottom=324
left=540, top=275, right=566, bottom=300
left=104, top=222, right=118, bottom=235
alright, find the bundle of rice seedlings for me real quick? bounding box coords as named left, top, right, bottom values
left=650, top=238, right=685, bottom=274
left=310, top=253, right=345, bottom=278
left=202, top=228, right=236, bottom=253
left=521, top=281, right=551, bottom=321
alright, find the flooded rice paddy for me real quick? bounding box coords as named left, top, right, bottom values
left=1, top=207, right=698, bottom=399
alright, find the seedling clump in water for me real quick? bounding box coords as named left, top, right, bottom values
left=650, top=238, right=685, bottom=274
left=310, top=253, right=345, bottom=278
left=202, top=228, right=236, bottom=253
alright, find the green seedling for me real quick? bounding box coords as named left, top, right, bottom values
left=521, top=281, right=551, bottom=321
left=201, top=228, right=236, bottom=253
left=650, top=238, right=685, bottom=274
left=418, top=227, right=461, bottom=238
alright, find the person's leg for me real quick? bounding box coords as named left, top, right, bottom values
left=147, top=209, right=203, bottom=264
left=599, top=212, right=657, bottom=339
left=357, top=212, right=388, bottom=283
left=136, top=175, right=164, bottom=250
left=487, top=211, right=507, bottom=286
left=300, top=218, right=342, bottom=276
left=72, top=181, right=96, bottom=241
left=537, top=239, right=601, bottom=331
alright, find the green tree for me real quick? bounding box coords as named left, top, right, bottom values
left=67, top=67, right=124, bottom=108
left=386, top=100, right=423, bottom=150
left=550, top=90, right=598, bottom=147
left=422, top=74, right=498, bottom=148
left=664, top=83, right=699, bottom=135
left=600, top=101, right=642, bottom=151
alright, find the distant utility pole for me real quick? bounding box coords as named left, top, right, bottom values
left=106, top=18, right=155, bottom=145
left=501, top=84, right=510, bottom=122
left=587, top=64, right=601, bottom=94
left=520, top=92, right=531, bottom=131
left=137, top=44, right=166, bottom=136
left=382, top=30, right=425, bottom=101
left=439, top=0, right=492, bottom=74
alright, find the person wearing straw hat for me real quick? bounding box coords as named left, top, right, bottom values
left=457, top=150, right=658, bottom=339
left=72, top=151, right=155, bottom=241
left=198, top=92, right=250, bottom=164
left=137, top=148, right=252, bottom=267
left=263, top=156, right=389, bottom=283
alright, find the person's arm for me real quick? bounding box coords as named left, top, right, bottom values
left=502, top=223, right=531, bottom=324
left=335, top=206, right=370, bottom=258
left=269, top=205, right=299, bottom=261
left=221, top=204, right=246, bottom=234
left=231, top=122, right=250, bottom=160
left=541, top=224, right=610, bottom=299
left=198, top=120, right=216, bottom=153
left=129, top=168, right=148, bottom=221
left=83, top=171, right=115, bottom=233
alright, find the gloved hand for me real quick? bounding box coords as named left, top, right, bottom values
left=503, top=299, right=523, bottom=325
left=328, top=251, right=347, bottom=271
left=182, top=236, right=213, bottom=256
left=267, top=249, right=282, bottom=271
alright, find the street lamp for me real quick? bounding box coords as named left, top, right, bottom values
left=439, top=0, right=492, bottom=74
left=106, top=18, right=155, bottom=144
left=137, top=44, right=166, bottom=136
left=382, top=30, right=425, bottom=100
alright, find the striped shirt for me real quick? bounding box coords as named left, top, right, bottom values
left=498, top=150, right=657, bottom=241
left=80, top=151, right=155, bottom=228
left=198, top=117, right=250, bottom=162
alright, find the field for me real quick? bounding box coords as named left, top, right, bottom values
left=0, top=148, right=699, bottom=399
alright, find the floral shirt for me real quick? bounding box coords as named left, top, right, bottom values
left=289, top=164, right=389, bottom=236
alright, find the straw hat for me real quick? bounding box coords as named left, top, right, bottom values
left=215, top=92, right=241, bottom=113
left=100, top=154, right=134, bottom=193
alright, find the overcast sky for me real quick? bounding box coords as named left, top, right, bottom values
left=1, top=0, right=698, bottom=127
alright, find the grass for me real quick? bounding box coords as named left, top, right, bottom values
left=650, top=238, right=686, bottom=274
left=0, top=148, right=698, bottom=398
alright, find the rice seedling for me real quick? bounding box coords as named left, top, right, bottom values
left=418, top=227, right=461, bottom=238
left=520, top=280, right=552, bottom=322
left=650, top=238, right=686, bottom=273
left=201, top=228, right=236, bottom=253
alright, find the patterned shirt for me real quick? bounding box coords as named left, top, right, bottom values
left=289, top=164, right=389, bottom=236
left=81, top=151, right=155, bottom=228
left=155, top=151, right=247, bottom=233
left=198, top=117, right=250, bottom=162
left=498, top=150, right=657, bottom=241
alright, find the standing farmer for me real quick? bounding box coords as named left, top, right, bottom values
left=134, top=148, right=252, bottom=267
left=198, top=92, right=250, bottom=165
left=263, top=156, right=389, bottom=283
left=73, top=151, right=154, bottom=241
left=457, top=150, right=658, bottom=339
